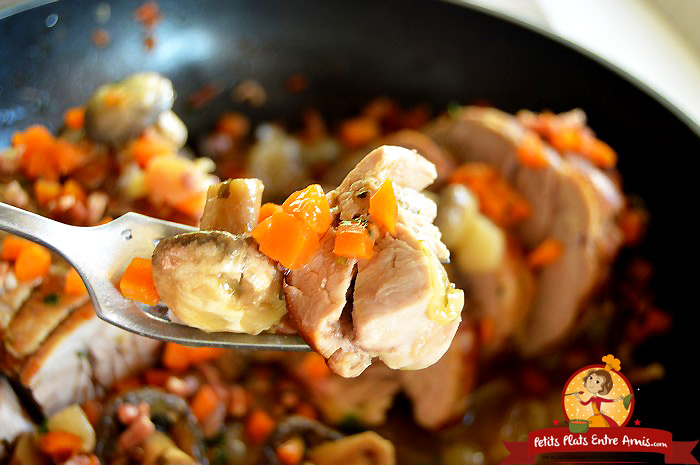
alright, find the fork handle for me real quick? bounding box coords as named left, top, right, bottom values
left=0, top=201, right=81, bottom=259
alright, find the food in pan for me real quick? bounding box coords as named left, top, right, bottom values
left=0, top=73, right=666, bottom=465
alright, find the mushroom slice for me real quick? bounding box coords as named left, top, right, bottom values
left=96, top=388, right=205, bottom=465
left=152, top=231, right=286, bottom=335
left=199, top=178, right=264, bottom=235
left=85, top=72, right=175, bottom=146
left=308, top=431, right=396, bottom=465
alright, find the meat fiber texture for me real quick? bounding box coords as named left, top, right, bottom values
left=285, top=146, right=464, bottom=377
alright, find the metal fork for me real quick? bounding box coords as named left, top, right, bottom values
left=0, top=202, right=310, bottom=351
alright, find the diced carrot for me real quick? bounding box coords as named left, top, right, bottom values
left=132, top=133, right=174, bottom=168
left=449, top=161, right=495, bottom=187
left=14, top=125, right=59, bottom=180
left=299, top=353, right=331, bottom=380
left=191, top=385, right=220, bottom=423
left=119, top=257, right=160, bottom=306
left=368, top=179, right=398, bottom=235
left=479, top=317, right=495, bottom=345
left=114, top=375, right=141, bottom=393
left=1, top=235, right=34, bottom=261
left=81, top=399, right=103, bottom=428
left=143, top=369, right=171, bottom=387
left=64, top=107, right=85, bottom=131
left=62, top=179, right=87, bottom=204
left=162, top=342, right=192, bottom=372
left=276, top=437, right=305, bottom=465
left=174, top=191, right=207, bottom=218
left=338, top=117, right=380, bottom=149
left=185, top=346, right=225, bottom=364
left=34, top=179, right=62, bottom=205
left=282, top=184, right=331, bottom=236
left=449, top=163, right=531, bottom=228
left=251, top=212, right=320, bottom=270
left=216, top=112, right=250, bottom=139
left=134, top=1, right=162, bottom=27
left=39, top=431, right=83, bottom=461
left=258, top=203, right=283, bottom=223
left=14, top=244, right=51, bottom=281
left=53, top=139, right=86, bottom=175
left=333, top=221, right=374, bottom=260
left=65, top=268, right=88, bottom=296
left=520, top=110, right=556, bottom=136
left=548, top=126, right=582, bottom=154
left=619, top=207, right=647, bottom=245
left=527, top=238, right=564, bottom=269
left=517, top=132, right=549, bottom=169
left=294, top=403, right=317, bottom=420
left=582, top=137, right=617, bottom=168
left=245, top=409, right=276, bottom=443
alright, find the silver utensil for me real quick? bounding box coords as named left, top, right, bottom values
left=0, top=202, right=310, bottom=351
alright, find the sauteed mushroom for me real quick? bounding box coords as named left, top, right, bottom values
left=152, top=232, right=287, bottom=334
left=95, top=388, right=206, bottom=465
left=85, top=72, right=175, bottom=146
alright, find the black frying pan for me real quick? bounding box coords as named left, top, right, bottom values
left=1, top=0, right=699, bottom=442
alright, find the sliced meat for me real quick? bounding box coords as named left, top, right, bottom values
left=3, top=273, right=88, bottom=365
left=466, top=245, right=534, bottom=354
left=19, top=302, right=160, bottom=415
left=199, top=178, right=264, bottom=234
left=286, top=146, right=463, bottom=377
left=0, top=377, right=34, bottom=458
left=0, top=266, right=38, bottom=332
left=399, top=324, right=478, bottom=429
left=426, top=107, right=623, bottom=354
left=332, top=145, right=448, bottom=263
left=294, top=362, right=400, bottom=427
left=383, top=129, right=456, bottom=186
left=153, top=231, right=287, bottom=335
left=284, top=230, right=369, bottom=378
left=334, top=144, right=437, bottom=194
left=353, top=225, right=462, bottom=370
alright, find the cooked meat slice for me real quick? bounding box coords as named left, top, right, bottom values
left=0, top=270, right=37, bottom=332
left=566, top=156, right=624, bottom=260
left=308, top=431, right=396, bottom=465
left=153, top=231, right=286, bottom=335
left=0, top=377, right=34, bottom=455
left=335, top=145, right=437, bottom=194
left=353, top=225, right=462, bottom=370
left=426, top=107, right=623, bottom=354
left=427, top=108, right=562, bottom=245
left=286, top=146, right=462, bottom=377
left=19, top=303, right=160, bottom=415
left=383, top=129, right=456, bottom=186
left=4, top=274, right=88, bottom=361
left=332, top=145, right=448, bottom=261
left=399, top=324, right=478, bottom=429
left=293, top=362, right=400, bottom=426
left=466, top=245, right=534, bottom=354
left=284, top=231, right=370, bottom=378
left=199, top=178, right=264, bottom=234
left=85, top=72, right=175, bottom=146
left=394, top=185, right=450, bottom=262
left=436, top=184, right=533, bottom=353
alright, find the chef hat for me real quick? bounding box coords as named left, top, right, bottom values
left=602, top=354, right=621, bottom=372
